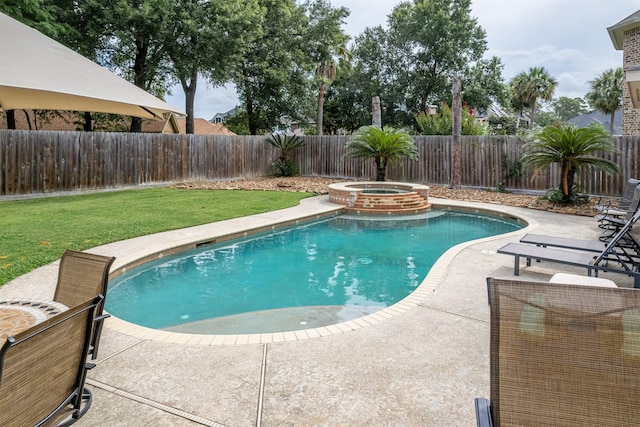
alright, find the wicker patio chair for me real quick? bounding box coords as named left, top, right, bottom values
left=476, top=278, right=640, bottom=426
left=54, top=249, right=115, bottom=359
left=0, top=296, right=103, bottom=427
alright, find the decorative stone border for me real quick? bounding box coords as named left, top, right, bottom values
left=328, top=181, right=431, bottom=214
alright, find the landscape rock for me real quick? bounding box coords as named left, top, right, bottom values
left=172, top=177, right=602, bottom=217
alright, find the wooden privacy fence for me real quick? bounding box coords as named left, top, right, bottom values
left=1, top=130, right=639, bottom=197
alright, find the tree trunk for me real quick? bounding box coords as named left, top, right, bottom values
left=83, top=112, right=92, bottom=132
left=247, top=98, right=257, bottom=135
left=560, top=163, right=577, bottom=204
left=130, top=37, right=149, bottom=133
left=181, top=70, right=198, bottom=134
left=375, top=157, right=386, bottom=181
left=316, top=85, right=325, bottom=136
left=450, top=78, right=462, bottom=189
left=6, top=110, right=15, bottom=129
left=372, top=96, right=381, bottom=129
left=23, top=110, right=32, bottom=130
left=530, top=104, right=536, bottom=128
left=609, top=111, right=615, bottom=134
left=130, top=117, right=142, bottom=133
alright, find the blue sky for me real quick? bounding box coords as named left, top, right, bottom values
left=166, top=0, right=639, bottom=120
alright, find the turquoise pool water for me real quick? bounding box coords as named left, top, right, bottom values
left=106, top=210, right=522, bottom=334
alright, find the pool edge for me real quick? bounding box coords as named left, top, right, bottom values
left=100, top=195, right=538, bottom=346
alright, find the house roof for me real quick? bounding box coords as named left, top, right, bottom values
left=608, top=9, right=640, bottom=50
left=0, top=111, right=234, bottom=134
left=211, top=107, right=237, bottom=121
left=566, top=109, right=623, bottom=135
left=175, top=118, right=235, bottom=135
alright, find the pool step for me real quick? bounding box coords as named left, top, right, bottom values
left=347, top=191, right=431, bottom=215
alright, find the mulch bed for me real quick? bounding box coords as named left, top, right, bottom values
left=172, top=177, right=605, bottom=217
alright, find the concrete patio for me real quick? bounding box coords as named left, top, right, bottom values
left=0, top=195, right=633, bottom=426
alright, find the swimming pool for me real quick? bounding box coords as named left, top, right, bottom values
left=106, top=210, right=523, bottom=334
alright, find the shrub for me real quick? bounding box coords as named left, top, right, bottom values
left=266, top=134, right=305, bottom=177
left=415, top=103, right=485, bottom=135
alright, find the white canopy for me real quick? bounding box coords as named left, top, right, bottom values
left=0, top=13, right=183, bottom=120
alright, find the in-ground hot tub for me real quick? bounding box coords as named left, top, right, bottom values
left=328, top=181, right=431, bottom=215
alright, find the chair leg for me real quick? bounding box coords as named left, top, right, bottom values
left=474, top=398, right=493, bottom=427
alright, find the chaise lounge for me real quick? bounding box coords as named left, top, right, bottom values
left=497, top=211, right=640, bottom=288
left=598, top=184, right=640, bottom=237
left=595, top=177, right=640, bottom=217
left=519, top=209, right=640, bottom=255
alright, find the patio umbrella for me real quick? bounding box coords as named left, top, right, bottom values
left=0, top=13, right=183, bottom=120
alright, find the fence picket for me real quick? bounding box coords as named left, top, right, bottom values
left=0, top=130, right=637, bottom=197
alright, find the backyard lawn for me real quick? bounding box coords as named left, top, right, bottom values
left=0, top=187, right=312, bottom=286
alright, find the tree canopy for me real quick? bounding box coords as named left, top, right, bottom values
left=166, top=0, right=262, bottom=133
left=585, top=67, right=623, bottom=134
left=386, top=0, right=488, bottom=113
left=1, top=0, right=621, bottom=136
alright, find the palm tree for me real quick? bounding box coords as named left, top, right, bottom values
left=316, top=61, right=337, bottom=135
left=510, top=72, right=531, bottom=129
left=345, top=126, right=418, bottom=181
left=511, top=67, right=557, bottom=127
left=307, top=1, right=350, bottom=136
left=522, top=124, right=620, bottom=204
left=585, top=67, right=623, bottom=134
left=266, top=134, right=305, bottom=177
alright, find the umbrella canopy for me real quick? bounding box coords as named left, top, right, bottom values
left=0, top=13, right=183, bottom=120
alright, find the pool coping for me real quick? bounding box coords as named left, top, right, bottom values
left=97, top=195, right=537, bottom=346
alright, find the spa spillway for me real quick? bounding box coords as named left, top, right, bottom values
left=328, top=182, right=431, bottom=215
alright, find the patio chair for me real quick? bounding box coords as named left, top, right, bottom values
left=54, top=249, right=115, bottom=359
left=597, top=184, right=640, bottom=235
left=595, top=177, right=640, bottom=216
left=476, top=278, right=640, bottom=427
left=519, top=209, right=640, bottom=255
left=497, top=213, right=640, bottom=288
left=0, top=295, right=103, bottom=427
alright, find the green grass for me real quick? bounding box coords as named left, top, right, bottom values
left=0, top=187, right=312, bottom=286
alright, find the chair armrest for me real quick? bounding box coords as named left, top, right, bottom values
left=474, top=398, right=493, bottom=427
left=595, top=196, right=616, bottom=211
left=90, top=313, right=111, bottom=360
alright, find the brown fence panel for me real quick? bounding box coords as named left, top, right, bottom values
left=1, top=130, right=638, bottom=197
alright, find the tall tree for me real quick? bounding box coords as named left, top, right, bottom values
left=511, top=67, right=557, bottom=127
left=232, top=0, right=314, bottom=135
left=329, top=26, right=395, bottom=128
left=553, top=96, right=590, bottom=121
left=385, top=0, right=488, bottom=114
left=585, top=67, right=623, bottom=134
left=322, top=69, right=373, bottom=133
left=0, top=0, right=70, bottom=39
left=303, top=0, right=350, bottom=135
left=44, top=0, right=116, bottom=131
left=509, top=72, right=531, bottom=129
left=461, top=57, right=507, bottom=114
left=166, top=0, right=262, bottom=134
left=95, top=0, right=175, bottom=132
